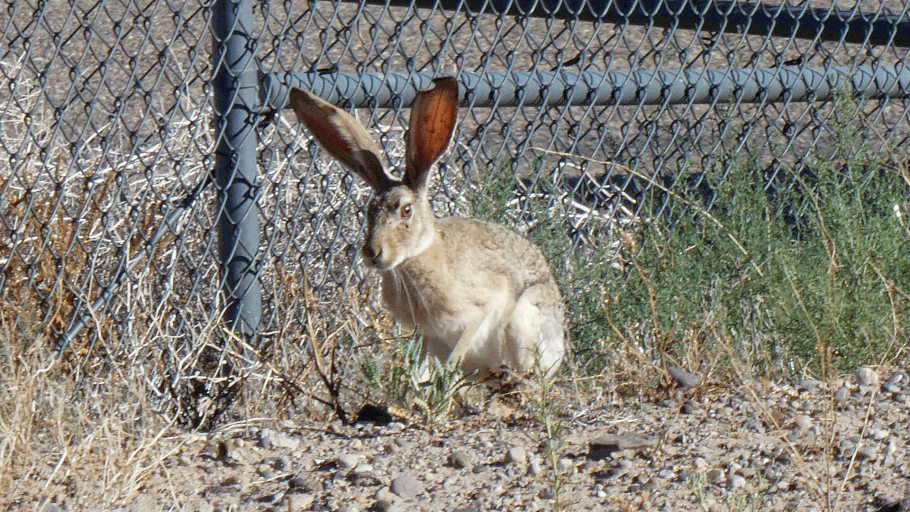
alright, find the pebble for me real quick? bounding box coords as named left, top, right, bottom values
left=589, top=433, right=658, bottom=459
left=288, top=493, right=314, bottom=510
left=394, top=438, right=415, bottom=450
left=884, top=382, right=901, bottom=394
left=682, top=401, right=699, bottom=415
left=887, top=371, right=907, bottom=389
left=262, top=455, right=290, bottom=471
left=505, top=446, right=527, bottom=465
left=450, top=451, right=471, bottom=469
left=857, top=367, right=879, bottom=387
left=372, top=499, right=394, bottom=512
left=259, top=428, right=300, bottom=451
left=452, top=501, right=483, bottom=512
left=390, top=473, right=424, bottom=499
left=871, top=428, right=890, bottom=441
left=354, top=463, right=375, bottom=476
left=336, top=454, right=359, bottom=470
left=835, top=386, right=851, bottom=403
left=856, top=445, right=877, bottom=461
left=706, top=468, right=724, bottom=484
left=799, top=379, right=823, bottom=392
left=794, top=415, right=813, bottom=431
left=529, top=461, right=542, bottom=476
left=668, top=366, right=702, bottom=388
left=729, top=475, right=747, bottom=489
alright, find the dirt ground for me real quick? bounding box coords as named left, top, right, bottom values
left=9, top=365, right=910, bottom=512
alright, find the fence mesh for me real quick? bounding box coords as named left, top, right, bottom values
left=1, top=0, right=909, bottom=425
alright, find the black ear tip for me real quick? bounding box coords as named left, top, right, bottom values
left=431, top=76, right=459, bottom=97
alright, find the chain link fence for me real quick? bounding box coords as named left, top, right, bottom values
left=2, top=0, right=908, bottom=425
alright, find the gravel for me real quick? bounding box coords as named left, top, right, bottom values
left=69, top=366, right=910, bottom=512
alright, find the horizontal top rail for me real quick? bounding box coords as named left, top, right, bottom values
left=364, top=0, right=910, bottom=47
left=266, top=64, right=910, bottom=110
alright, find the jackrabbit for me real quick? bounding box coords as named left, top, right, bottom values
left=290, top=77, right=566, bottom=378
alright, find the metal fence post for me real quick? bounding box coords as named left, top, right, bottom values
left=212, top=0, right=262, bottom=338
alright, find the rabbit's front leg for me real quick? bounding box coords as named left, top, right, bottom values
left=445, top=307, right=503, bottom=377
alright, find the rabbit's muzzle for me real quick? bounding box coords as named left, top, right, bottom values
left=361, top=241, right=388, bottom=270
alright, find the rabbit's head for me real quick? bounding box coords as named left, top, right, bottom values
left=291, top=78, right=459, bottom=271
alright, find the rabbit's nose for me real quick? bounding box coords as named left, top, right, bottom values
left=362, top=243, right=381, bottom=263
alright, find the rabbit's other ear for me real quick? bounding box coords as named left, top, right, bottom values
left=290, top=88, right=394, bottom=191
left=404, top=77, right=459, bottom=192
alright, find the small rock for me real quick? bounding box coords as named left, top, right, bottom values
left=799, top=379, right=823, bottom=392
left=668, top=366, right=702, bottom=388
left=372, top=499, right=394, bottom=512
left=374, top=488, right=398, bottom=503
left=729, top=475, right=747, bottom=489
left=857, top=367, right=879, bottom=387
left=472, top=464, right=490, bottom=474
left=589, top=433, right=658, bottom=459
left=706, top=468, right=724, bottom=484
left=390, top=473, right=423, bottom=499
left=607, top=466, right=627, bottom=479
left=856, top=445, right=877, bottom=461
left=794, top=415, right=813, bottom=431
left=871, top=428, right=890, bottom=441
left=288, top=493, right=314, bottom=511
left=529, top=461, right=542, bottom=476
left=259, top=428, right=300, bottom=451
left=40, top=505, right=62, bottom=512
left=452, top=501, right=483, bottom=512
left=884, top=383, right=901, bottom=394
left=394, top=438, right=415, bottom=450
left=875, top=496, right=910, bottom=512
left=289, top=475, right=321, bottom=492
left=887, top=371, right=907, bottom=387
left=835, top=386, right=851, bottom=404
left=682, top=401, right=699, bottom=415
left=450, top=451, right=471, bottom=469
left=258, top=491, right=284, bottom=504
left=505, top=446, right=527, bottom=465
left=354, top=463, right=375, bottom=476
left=336, top=454, right=359, bottom=470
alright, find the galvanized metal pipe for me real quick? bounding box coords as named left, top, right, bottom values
left=267, top=64, right=910, bottom=109
left=375, top=0, right=910, bottom=47
left=212, top=0, right=261, bottom=337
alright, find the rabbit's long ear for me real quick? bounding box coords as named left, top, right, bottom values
left=404, top=77, right=459, bottom=192
left=290, top=88, right=394, bottom=191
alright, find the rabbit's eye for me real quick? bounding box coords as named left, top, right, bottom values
left=400, top=204, right=412, bottom=219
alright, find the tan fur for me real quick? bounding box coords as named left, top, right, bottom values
left=292, top=78, right=566, bottom=378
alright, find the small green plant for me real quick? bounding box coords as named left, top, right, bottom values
left=359, top=332, right=472, bottom=425
left=533, top=370, right=569, bottom=511
left=685, top=470, right=710, bottom=507
left=599, top=97, right=910, bottom=380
